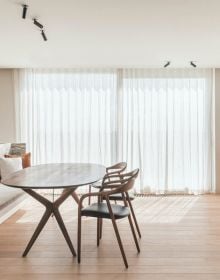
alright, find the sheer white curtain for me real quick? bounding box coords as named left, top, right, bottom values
left=14, top=69, right=118, bottom=166
left=14, top=68, right=214, bottom=194
left=120, top=69, right=214, bottom=194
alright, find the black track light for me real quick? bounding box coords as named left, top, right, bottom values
left=190, top=61, right=197, bottom=68
left=41, top=30, right=47, bottom=41
left=22, top=4, right=28, bottom=19
left=164, top=61, right=170, bottom=68
left=33, top=19, right=44, bottom=29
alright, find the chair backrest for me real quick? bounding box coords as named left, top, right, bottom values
left=101, top=168, right=139, bottom=197
left=102, top=162, right=127, bottom=184
left=106, top=162, right=127, bottom=174
left=120, top=168, right=139, bottom=180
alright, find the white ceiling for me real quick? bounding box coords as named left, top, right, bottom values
left=1, top=0, right=220, bottom=68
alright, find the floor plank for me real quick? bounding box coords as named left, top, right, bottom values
left=1, top=194, right=220, bottom=279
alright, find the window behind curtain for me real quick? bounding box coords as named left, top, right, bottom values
left=14, top=68, right=214, bottom=194
left=15, top=69, right=118, bottom=166
left=121, top=69, right=214, bottom=193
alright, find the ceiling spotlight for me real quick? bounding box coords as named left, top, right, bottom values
left=33, top=19, right=44, bottom=29
left=41, top=30, right=47, bottom=41
left=164, top=61, right=170, bottom=68
left=190, top=61, right=197, bottom=68
left=22, top=4, right=28, bottom=19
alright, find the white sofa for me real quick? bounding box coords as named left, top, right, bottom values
left=0, top=143, right=27, bottom=222
left=0, top=184, right=25, bottom=222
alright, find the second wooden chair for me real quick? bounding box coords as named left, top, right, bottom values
left=77, top=169, right=140, bottom=268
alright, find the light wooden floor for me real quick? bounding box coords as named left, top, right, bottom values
left=1, top=194, right=220, bottom=280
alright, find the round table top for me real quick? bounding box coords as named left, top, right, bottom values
left=2, top=163, right=106, bottom=189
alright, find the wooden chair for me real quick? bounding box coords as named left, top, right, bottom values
left=102, top=170, right=141, bottom=238
left=77, top=169, right=140, bottom=268
left=90, top=162, right=141, bottom=239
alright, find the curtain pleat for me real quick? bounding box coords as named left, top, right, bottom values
left=121, top=68, right=214, bottom=194
left=14, top=68, right=214, bottom=194
left=14, top=69, right=118, bottom=167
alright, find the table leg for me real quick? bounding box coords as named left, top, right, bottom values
left=71, top=191, right=80, bottom=205
left=53, top=208, right=76, bottom=256
left=62, top=189, right=83, bottom=208
left=22, top=188, right=76, bottom=257
left=22, top=208, right=52, bottom=257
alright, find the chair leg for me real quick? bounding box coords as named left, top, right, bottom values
left=122, top=193, right=140, bottom=252
left=99, top=218, right=103, bottom=239
left=106, top=198, right=128, bottom=268
left=127, top=194, right=141, bottom=238
left=127, top=214, right=140, bottom=253
left=88, top=185, right=92, bottom=205
left=97, top=218, right=100, bottom=246
left=77, top=210, right=82, bottom=263
left=98, top=196, right=103, bottom=240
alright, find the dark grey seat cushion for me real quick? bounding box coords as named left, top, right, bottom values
left=0, top=184, right=24, bottom=210
left=104, top=193, right=135, bottom=201
left=81, top=202, right=130, bottom=219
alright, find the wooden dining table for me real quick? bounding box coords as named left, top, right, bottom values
left=2, top=163, right=106, bottom=257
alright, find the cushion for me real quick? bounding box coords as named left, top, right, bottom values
left=0, top=143, right=11, bottom=156
left=104, top=192, right=135, bottom=201
left=5, top=153, right=31, bottom=169
left=0, top=157, right=23, bottom=181
left=10, top=143, right=26, bottom=156
left=81, top=202, right=130, bottom=219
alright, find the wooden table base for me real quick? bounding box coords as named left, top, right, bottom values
left=22, top=188, right=77, bottom=257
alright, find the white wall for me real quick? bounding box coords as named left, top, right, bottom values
left=0, top=69, right=15, bottom=142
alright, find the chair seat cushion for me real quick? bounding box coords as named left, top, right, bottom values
left=105, top=193, right=135, bottom=201
left=81, top=202, right=130, bottom=219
